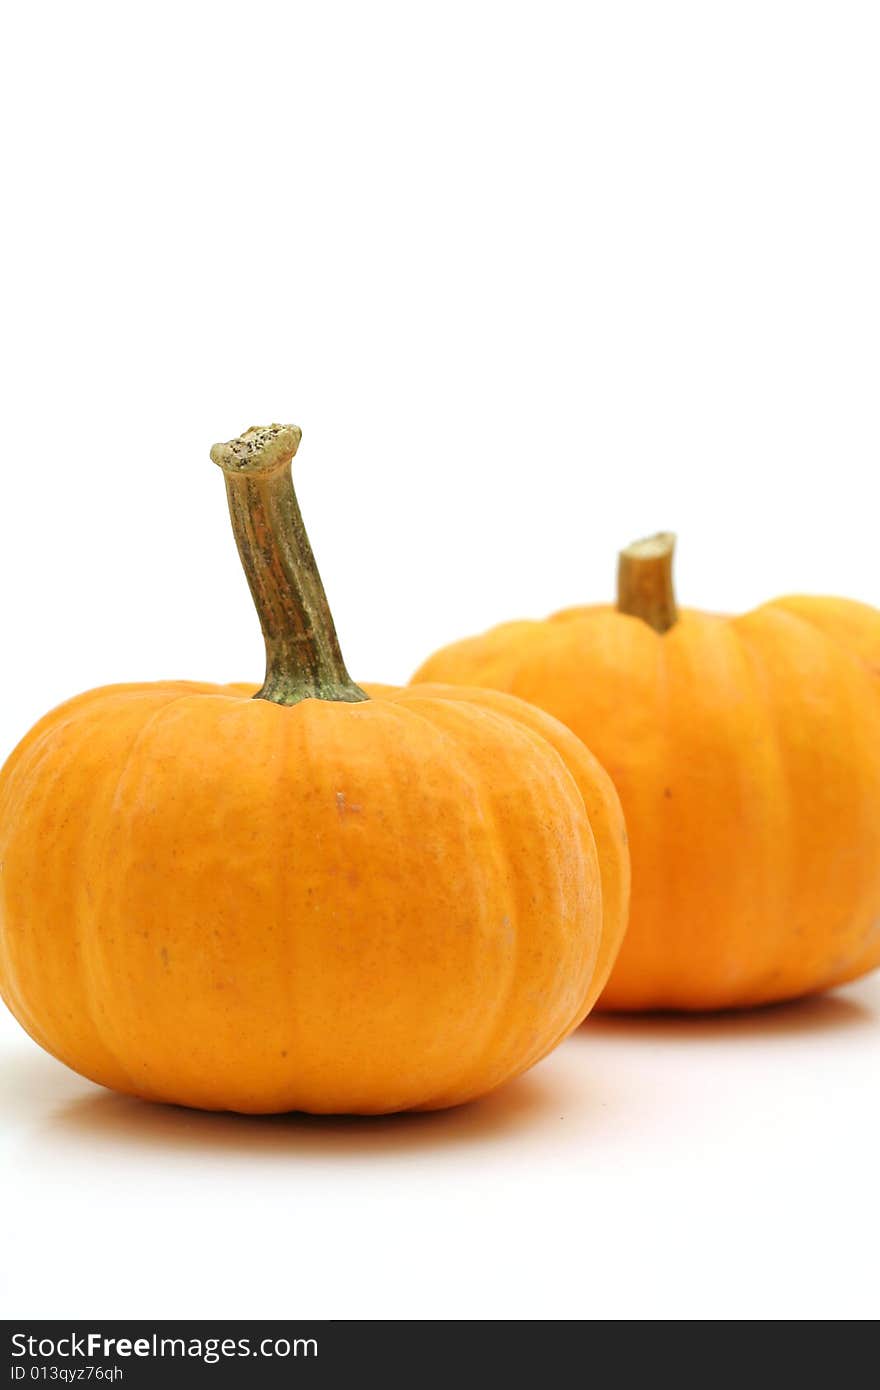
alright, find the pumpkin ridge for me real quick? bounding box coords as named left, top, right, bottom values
left=394, top=695, right=599, bottom=1105
left=701, top=606, right=879, bottom=1001
left=761, top=597, right=880, bottom=684
left=390, top=681, right=629, bottom=1016
left=387, top=699, right=532, bottom=1109
left=0, top=688, right=179, bottom=797
left=597, top=614, right=676, bottom=1009
left=273, top=691, right=296, bottom=1085
left=724, top=621, right=795, bottom=998
left=1, top=699, right=166, bottom=1091
left=660, top=617, right=784, bottom=1007
left=389, top=698, right=522, bottom=1108
left=81, top=691, right=206, bottom=1096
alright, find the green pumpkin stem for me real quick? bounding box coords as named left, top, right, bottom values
left=211, top=423, right=368, bottom=706
left=617, top=531, right=679, bottom=634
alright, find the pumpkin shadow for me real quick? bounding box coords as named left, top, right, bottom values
left=36, top=1062, right=577, bottom=1160
left=577, top=986, right=877, bottom=1043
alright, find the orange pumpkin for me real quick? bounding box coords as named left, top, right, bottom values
left=0, top=424, right=628, bottom=1113
left=413, top=533, right=880, bottom=1011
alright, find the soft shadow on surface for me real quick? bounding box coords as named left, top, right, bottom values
left=578, top=988, right=877, bottom=1044
left=32, top=1062, right=577, bottom=1161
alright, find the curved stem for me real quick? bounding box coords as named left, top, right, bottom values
left=211, top=424, right=368, bottom=706
left=617, top=532, right=678, bottom=634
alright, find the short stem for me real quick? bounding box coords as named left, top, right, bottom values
left=211, top=423, right=368, bottom=706
left=617, top=532, right=678, bottom=634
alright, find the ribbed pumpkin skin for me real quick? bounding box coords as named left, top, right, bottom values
left=413, top=596, right=880, bottom=1011
left=370, top=682, right=630, bottom=1018
left=0, top=680, right=628, bottom=1114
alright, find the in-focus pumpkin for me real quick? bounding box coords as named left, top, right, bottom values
left=0, top=424, right=629, bottom=1113
left=413, top=533, right=880, bottom=1011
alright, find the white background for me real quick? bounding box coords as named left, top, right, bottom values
left=1, top=1, right=879, bottom=1321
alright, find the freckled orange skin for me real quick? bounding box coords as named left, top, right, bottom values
left=413, top=596, right=880, bottom=1011
left=0, top=680, right=628, bottom=1114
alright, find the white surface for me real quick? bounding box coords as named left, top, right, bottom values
left=3, top=981, right=880, bottom=1321
left=2, top=1, right=880, bottom=1322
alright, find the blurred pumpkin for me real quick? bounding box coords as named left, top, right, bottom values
left=0, top=424, right=628, bottom=1113
left=413, top=533, right=880, bottom=1011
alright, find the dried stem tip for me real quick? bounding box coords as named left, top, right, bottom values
left=211, top=424, right=303, bottom=477
left=617, top=531, right=678, bottom=634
